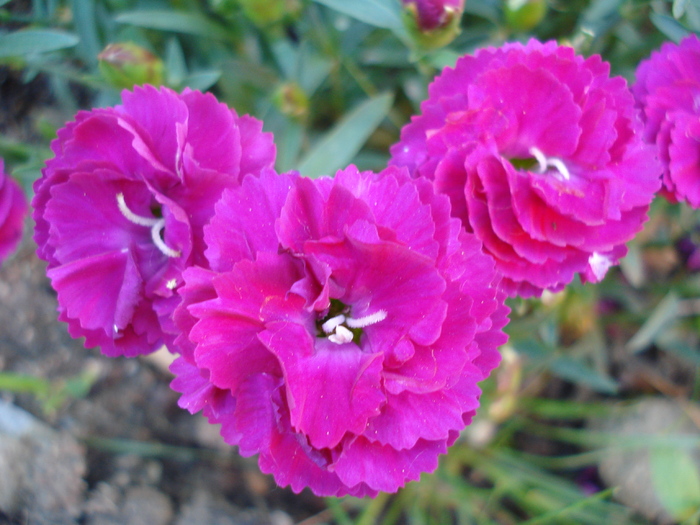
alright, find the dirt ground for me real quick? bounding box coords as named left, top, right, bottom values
left=0, top=233, right=327, bottom=524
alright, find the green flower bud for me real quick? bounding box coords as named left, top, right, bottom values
left=272, top=82, right=309, bottom=122
left=504, top=0, right=547, bottom=32
left=98, top=43, right=164, bottom=89
left=236, top=0, right=302, bottom=27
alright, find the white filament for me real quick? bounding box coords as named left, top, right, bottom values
left=324, top=309, right=387, bottom=345
left=345, top=310, right=387, bottom=328
left=117, top=193, right=181, bottom=258
left=322, top=314, right=346, bottom=334
left=117, top=193, right=159, bottom=227
left=529, top=147, right=571, bottom=180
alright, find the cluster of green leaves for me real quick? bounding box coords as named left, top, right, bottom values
left=3, top=0, right=700, bottom=523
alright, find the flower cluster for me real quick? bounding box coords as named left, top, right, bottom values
left=0, top=159, right=28, bottom=264
left=634, top=34, right=700, bottom=207
left=33, top=85, right=275, bottom=356
left=33, top=35, right=680, bottom=497
left=390, top=39, right=661, bottom=297
left=170, top=166, right=509, bottom=496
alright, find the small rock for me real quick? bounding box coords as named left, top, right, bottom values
left=123, top=486, right=173, bottom=525
left=176, top=490, right=271, bottom=525
left=85, top=485, right=173, bottom=525
left=0, top=400, right=85, bottom=523
left=595, top=397, right=700, bottom=523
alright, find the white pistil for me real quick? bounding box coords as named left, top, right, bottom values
left=322, top=314, right=346, bottom=334
left=345, top=310, right=387, bottom=328
left=529, top=147, right=571, bottom=180
left=117, top=193, right=181, bottom=258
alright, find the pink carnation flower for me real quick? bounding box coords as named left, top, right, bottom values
left=390, top=40, right=661, bottom=297
left=634, top=34, right=700, bottom=207
left=0, top=159, right=28, bottom=263
left=171, top=166, right=508, bottom=496
left=33, top=85, right=275, bottom=357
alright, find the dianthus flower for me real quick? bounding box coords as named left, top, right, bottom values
left=33, top=85, right=275, bottom=356
left=390, top=39, right=661, bottom=297
left=634, top=34, right=700, bottom=207
left=0, top=159, right=28, bottom=263
left=170, top=166, right=508, bottom=497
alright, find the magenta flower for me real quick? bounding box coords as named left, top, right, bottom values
left=33, top=85, right=275, bottom=357
left=0, top=159, right=28, bottom=263
left=634, top=34, right=700, bottom=207
left=390, top=40, right=661, bottom=297
left=170, top=166, right=508, bottom=496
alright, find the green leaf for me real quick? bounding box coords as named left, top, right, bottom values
left=183, top=70, right=222, bottom=91
left=71, top=0, right=101, bottom=66
left=651, top=13, right=691, bottom=42
left=297, top=92, right=393, bottom=178
left=626, top=292, right=680, bottom=353
left=0, top=29, right=79, bottom=58
left=674, top=0, right=691, bottom=19
left=650, top=447, right=700, bottom=521
left=312, top=0, right=403, bottom=31
left=115, top=10, right=229, bottom=40
left=549, top=356, right=619, bottom=394
left=165, top=37, right=187, bottom=88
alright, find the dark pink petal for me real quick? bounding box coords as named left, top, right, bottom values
left=236, top=114, right=276, bottom=177
left=48, top=248, right=142, bottom=338
left=180, top=88, right=243, bottom=176
left=0, top=164, right=27, bottom=262
left=204, top=170, right=296, bottom=271
left=259, top=322, right=385, bottom=449
left=332, top=435, right=447, bottom=493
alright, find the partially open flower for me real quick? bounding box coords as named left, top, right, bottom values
left=0, top=159, right=27, bottom=264
left=33, top=85, right=275, bottom=356
left=402, top=0, right=464, bottom=49
left=171, top=166, right=508, bottom=496
left=634, top=34, right=700, bottom=207
left=391, top=39, right=661, bottom=297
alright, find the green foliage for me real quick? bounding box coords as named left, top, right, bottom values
left=3, top=0, right=700, bottom=523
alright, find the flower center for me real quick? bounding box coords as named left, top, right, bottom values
left=117, top=193, right=181, bottom=258
left=317, top=299, right=387, bottom=345
left=529, top=146, right=571, bottom=180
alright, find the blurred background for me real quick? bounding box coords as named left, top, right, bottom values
left=1, top=0, right=700, bottom=523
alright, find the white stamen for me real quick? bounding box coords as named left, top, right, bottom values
left=150, top=219, right=181, bottom=258
left=345, top=310, right=387, bottom=329
left=547, top=157, right=571, bottom=180
left=322, top=314, right=346, bottom=334
left=530, top=146, right=548, bottom=174
left=117, top=193, right=159, bottom=227
left=166, top=278, right=178, bottom=290
left=117, top=193, right=181, bottom=258
left=328, top=325, right=354, bottom=345
left=529, top=147, right=570, bottom=180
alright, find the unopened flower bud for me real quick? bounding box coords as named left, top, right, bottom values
left=504, top=0, right=547, bottom=32
left=235, top=0, right=302, bottom=27
left=272, top=82, right=309, bottom=122
left=401, top=0, right=465, bottom=50
left=98, top=42, right=164, bottom=89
